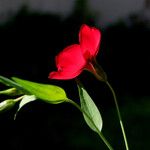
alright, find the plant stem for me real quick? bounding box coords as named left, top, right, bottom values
left=14, top=95, right=25, bottom=102
left=67, top=99, right=114, bottom=150
left=106, top=81, right=129, bottom=150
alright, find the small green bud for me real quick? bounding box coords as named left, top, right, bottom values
left=0, top=99, right=16, bottom=113
left=0, top=88, right=23, bottom=96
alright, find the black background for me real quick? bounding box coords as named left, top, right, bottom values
left=0, top=2, right=150, bottom=150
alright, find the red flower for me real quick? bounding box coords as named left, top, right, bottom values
left=49, top=24, right=102, bottom=80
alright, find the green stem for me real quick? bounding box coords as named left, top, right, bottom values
left=106, top=81, right=129, bottom=150
left=14, top=95, right=25, bottom=102
left=67, top=99, right=114, bottom=150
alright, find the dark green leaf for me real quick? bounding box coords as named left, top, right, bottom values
left=77, top=82, right=103, bottom=133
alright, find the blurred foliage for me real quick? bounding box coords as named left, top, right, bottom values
left=0, top=0, right=150, bottom=149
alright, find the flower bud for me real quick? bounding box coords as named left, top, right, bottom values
left=0, top=99, right=16, bottom=113
left=0, top=88, right=22, bottom=96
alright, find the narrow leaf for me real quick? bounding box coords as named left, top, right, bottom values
left=0, top=76, right=29, bottom=94
left=77, top=82, right=103, bottom=133
left=19, top=95, right=37, bottom=110
left=14, top=95, right=37, bottom=119
left=12, top=77, right=68, bottom=104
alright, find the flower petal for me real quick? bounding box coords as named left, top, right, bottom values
left=79, top=24, right=101, bottom=58
left=49, top=44, right=86, bottom=80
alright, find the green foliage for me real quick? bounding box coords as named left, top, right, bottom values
left=0, top=76, right=28, bottom=94
left=12, top=77, right=68, bottom=104
left=77, top=82, right=103, bottom=133
left=0, top=76, right=69, bottom=114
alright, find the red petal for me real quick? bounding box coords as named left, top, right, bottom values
left=79, top=24, right=101, bottom=58
left=49, top=44, right=86, bottom=80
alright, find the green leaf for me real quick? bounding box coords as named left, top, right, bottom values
left=14, top=95, right=37, bottom=119
left=12, top=77, right=68, bottom=104
left=0, top=99, right=16, bottom=113
left=0, top=76, right=29, bottom=94
left=77, top=82, right=103, bottom=133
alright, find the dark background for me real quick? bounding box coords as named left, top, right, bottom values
left=0, top=0, right=150, bottom=149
